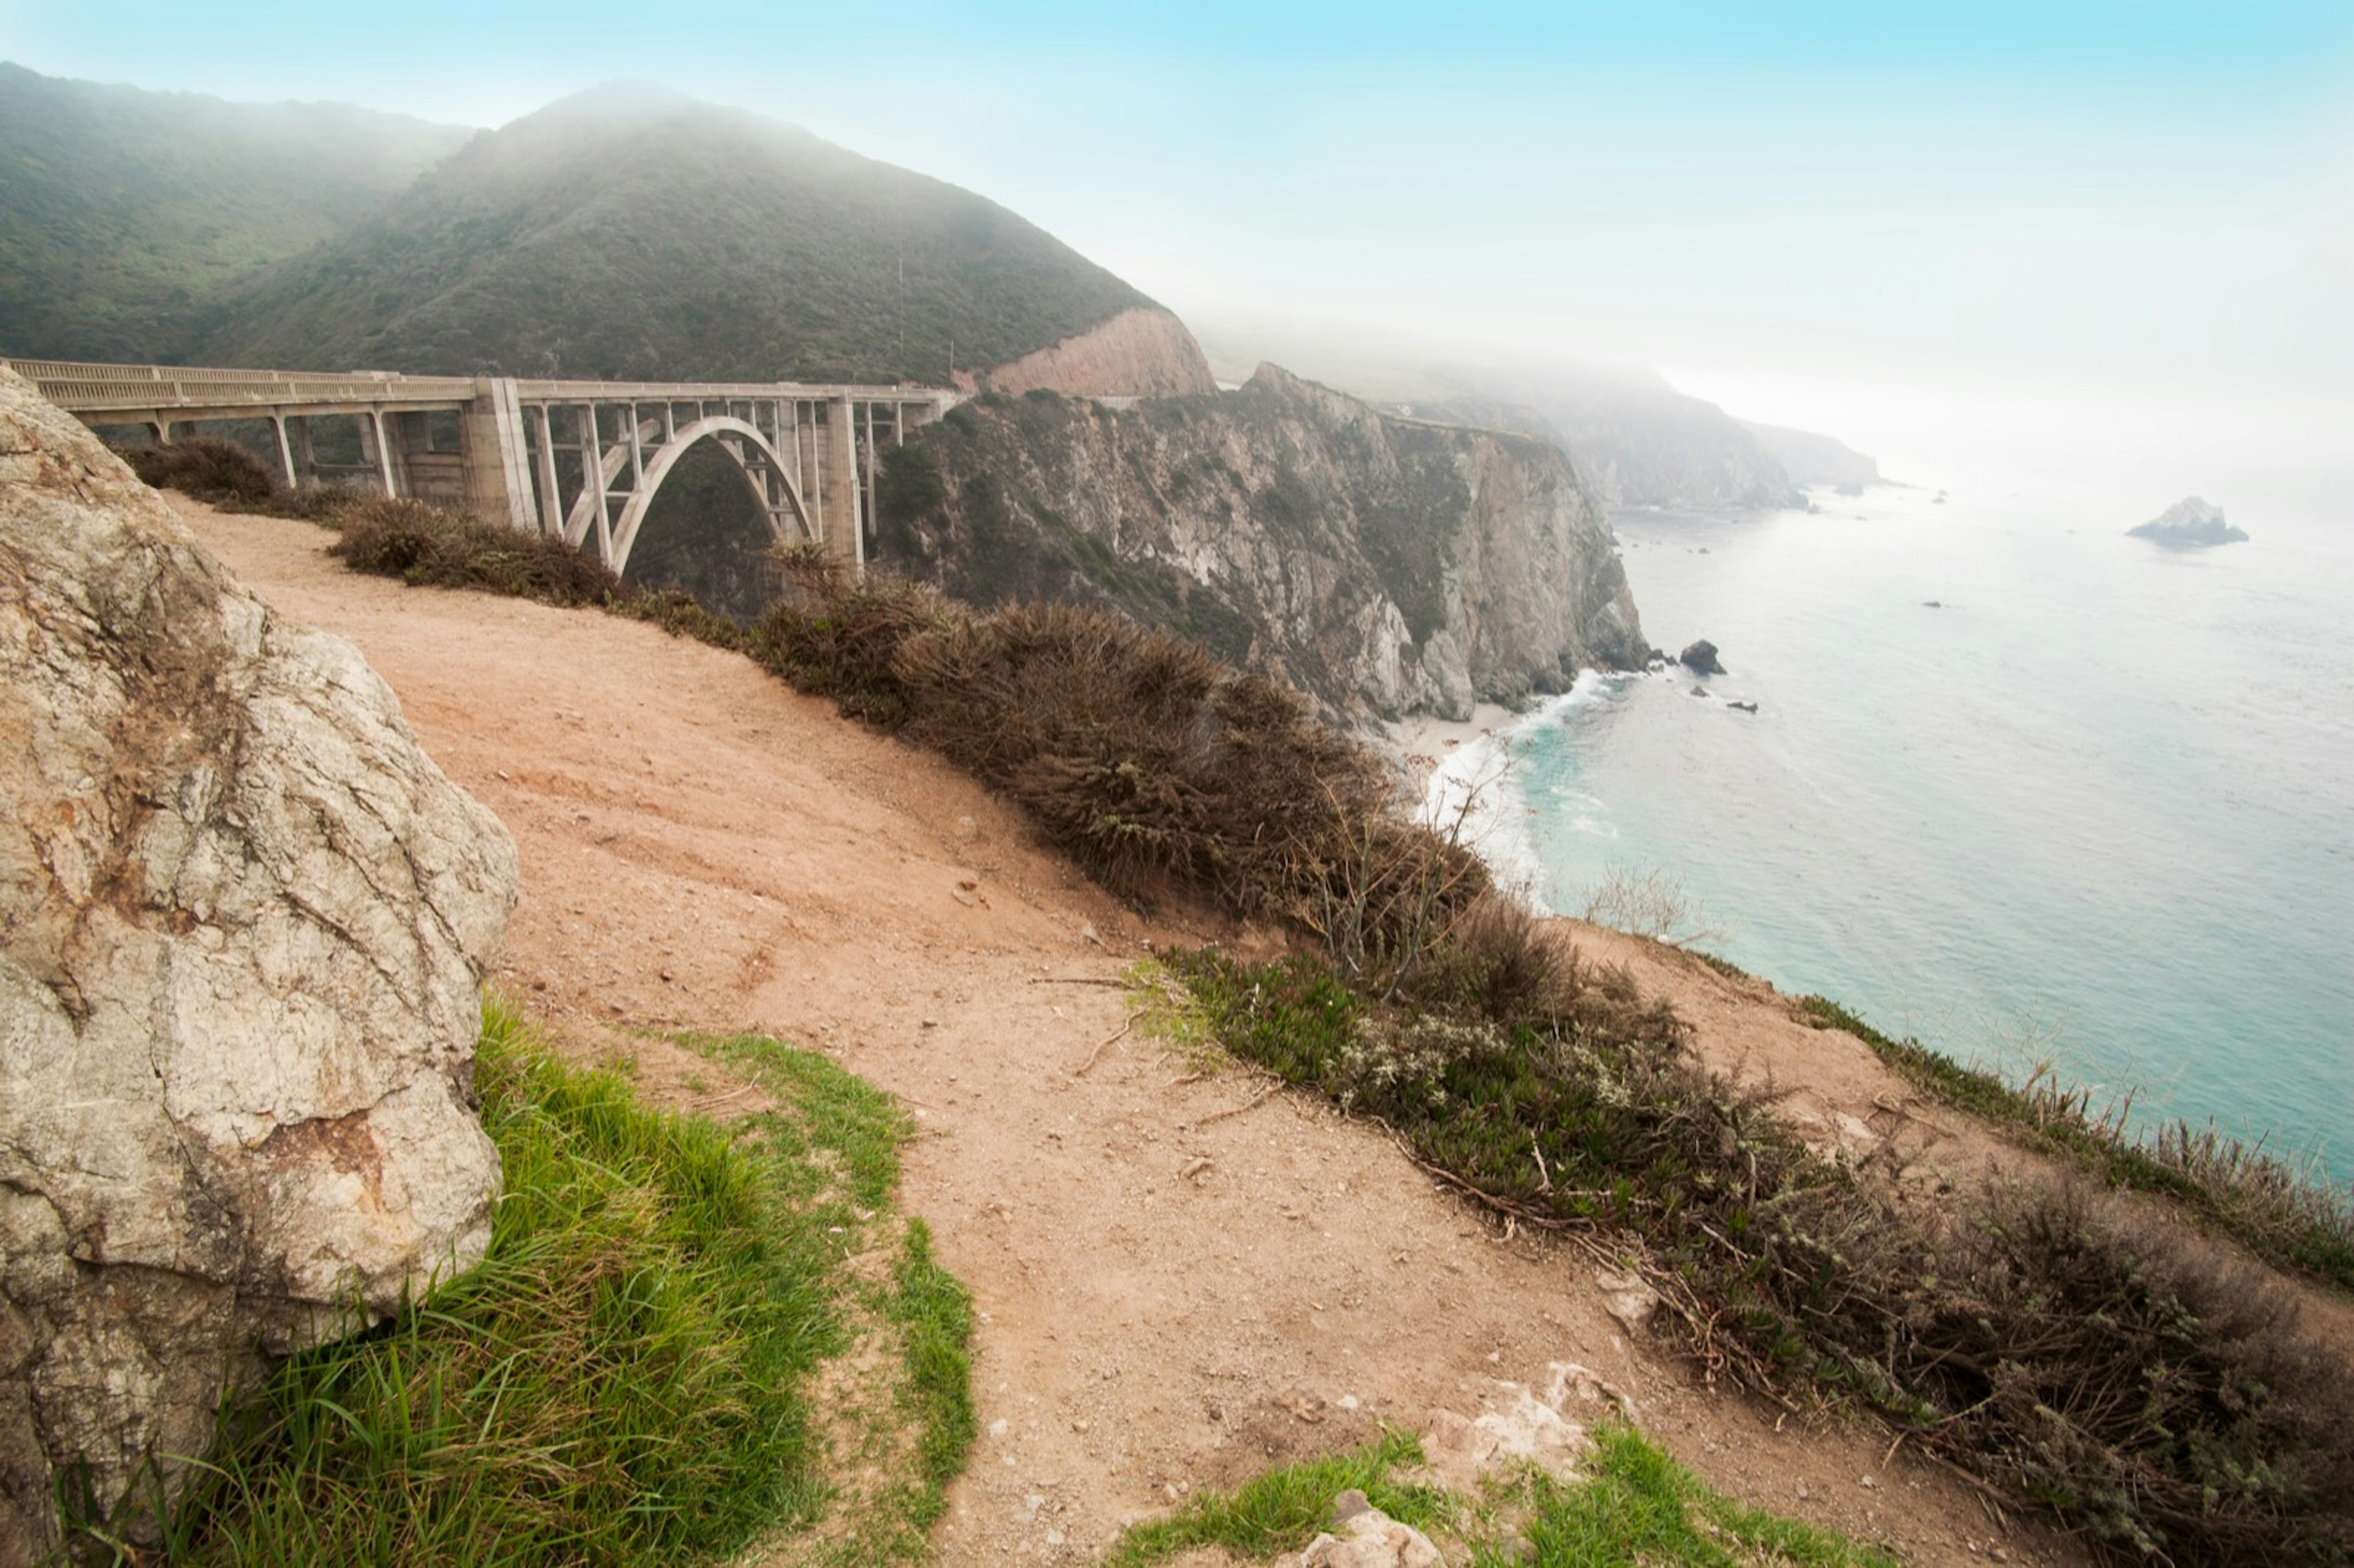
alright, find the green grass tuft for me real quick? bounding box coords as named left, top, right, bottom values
left=1104, top=1424, right=1895, bottom=1567
left=1482, top=1423, right=1899, bottom=1567
left=151, top=1005, right=975, bottom=1568
left=1103, top=1429, right=1448, bottom=1566
left=889, top=1220, right=977, bottom=1515
left=673, top=1028, right=909, bottom=1209
left=161, top=1000, right=836, bottom=1565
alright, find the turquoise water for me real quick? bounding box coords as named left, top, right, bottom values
left=1435, top=474, right=2354, bottom=1178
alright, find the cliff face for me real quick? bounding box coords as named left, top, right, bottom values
left=1346, top=364, right=1817, bottom=511
left=880, top=364, right=1645, bottom=723
left=1742, top=422, right=1882, bottom=490
left=1508, top=379, right=1802, bottom=510
left=978, top=306, right=1219, bottom=398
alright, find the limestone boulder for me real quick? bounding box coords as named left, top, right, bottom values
left=1300, top=1491, right=1444, bottom=1568
left=0, top=368, right=517, bottom=1559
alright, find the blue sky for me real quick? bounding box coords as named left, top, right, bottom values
left=7, top=2, right=2350, bottom=470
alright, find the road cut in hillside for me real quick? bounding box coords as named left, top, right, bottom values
left=172, top=497, right=2087, bottom=1567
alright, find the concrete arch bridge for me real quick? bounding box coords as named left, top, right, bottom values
left=1, top=359, right=959, bottom=575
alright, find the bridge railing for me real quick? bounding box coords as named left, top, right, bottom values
left=0, top=358, right=483, bottom=414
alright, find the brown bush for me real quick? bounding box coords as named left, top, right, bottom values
left=331, top=497, right=622, bottom=606
left=115, top=438, right=279, bottom=504
left=1812, top=1183, right=2354, bottom=1564
left=755, top=548, right=1490, bottom=968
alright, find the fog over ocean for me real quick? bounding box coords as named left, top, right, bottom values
left=1431, top=463, right=2354, bottom=1178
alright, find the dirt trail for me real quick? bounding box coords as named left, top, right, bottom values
left=177, top=500, right=2088, bottom=1566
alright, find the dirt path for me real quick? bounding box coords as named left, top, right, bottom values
left=177, top=500, right=2085, bottom=1566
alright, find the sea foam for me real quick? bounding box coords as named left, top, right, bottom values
left=1420, top=669, right=1617, bottom=913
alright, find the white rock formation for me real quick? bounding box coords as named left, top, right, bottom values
left=1301, top=1494, right=1445, bottom=1567
left=0, top=368, right=517, bottom=1559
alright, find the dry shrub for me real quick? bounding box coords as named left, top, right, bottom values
left=756, top=548, right=1490, bottom=964
left=115, top=438, right=280, bottom=504
left=614, top=584, right=752, bottom=651
left=1811, top=1184, right=2354, bottom=1565
left=1182, top=937, right=2354, bottom=1566
left=114, top=439, right=416, bottom=527
left=1394, top=892, right=1575, bottom=1024
left=332, top=497, right=622, bottom=606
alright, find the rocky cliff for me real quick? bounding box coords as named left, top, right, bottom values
left=0, top=368, right=516, bottom=1557
left=1488, top=373, right=1802, bottom=511
left=977, top=306, right=1219, bottom=398
left=877, top=365, right=1645, bottom=723
left=1740, top=421, right=1882, bottom=490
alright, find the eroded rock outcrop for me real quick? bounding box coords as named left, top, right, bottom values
left=0, top=368, right=516, bottom=1558
left=978, top=305, right=1219, bottom=399
left=883, top=364, right=1645, bottom=723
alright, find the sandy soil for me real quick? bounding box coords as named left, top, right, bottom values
left=175, top=498, right=2106, bottom=1566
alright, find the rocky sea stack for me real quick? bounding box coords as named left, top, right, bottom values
left=2128, top=495, right=2247, bottom=548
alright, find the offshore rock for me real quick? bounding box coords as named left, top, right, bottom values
left=1678, top=639, right=1723, bottom=675
left=2127, top=495, right=2247, bottom=548
left=0, top=368, right=516, bottom=1558
left=883, top=363, right=1645, bottom=725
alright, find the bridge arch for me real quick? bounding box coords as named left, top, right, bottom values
left=564, top=414, right=818, bottom=574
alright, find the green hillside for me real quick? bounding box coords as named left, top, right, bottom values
left=193, top=84, right=1152, bottom=383
left=0, top=63, right=470, bottom=362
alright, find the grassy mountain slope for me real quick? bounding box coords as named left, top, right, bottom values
left=0, top=63, right=469, bottom=362
left=194, top=84, right=1154, bottom=384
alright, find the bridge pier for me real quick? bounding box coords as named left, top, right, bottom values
left=460, top=379, right=536, bottom=531
left=823, top=395, right=862, bottom=571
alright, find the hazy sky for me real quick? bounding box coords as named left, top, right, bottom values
left=7, top=2, right=2350, bottom=473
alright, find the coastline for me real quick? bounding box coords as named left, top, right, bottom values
left=1381, top=699, right=1523, bottom=780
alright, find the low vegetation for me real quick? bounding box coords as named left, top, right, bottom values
left=756, top=545, right=1486, bottom=975
left=116, top=437, right=289, bottom=509
left=1165, top=943, right=2354, bottom=1565
left=142, top=1003, right=970, bottom=1568
left=1797, top=994, right=2354, bottom=1292
left=333, top=495, right=627, bottom=606
left=1106, top=1425, right=1898, bottom=1567
left=129, top=466, right=2354, bottom=1564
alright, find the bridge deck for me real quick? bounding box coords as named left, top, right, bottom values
left=0, top=358, right=953, bottom=421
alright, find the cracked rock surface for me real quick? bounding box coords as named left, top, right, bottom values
left=0, top=368, right=516, bottom=1561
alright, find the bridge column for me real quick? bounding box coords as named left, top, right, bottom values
left=581, top=403, right=614, bottom=565
left=861, top=402, right=878, bottom=554
left=286, top=416, right=315, bottom=487
left=530, top=404, right=562, bottom=536
left=822, top=395, right=862, bottom=571
left=361, top=409, right=396, bottom=497
left=270, top=414, right=297, bottom=489
left=462, top=378, right=537, bottom=531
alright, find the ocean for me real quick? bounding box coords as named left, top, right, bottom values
left=1428, top=468, right=2354, bottom=1178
